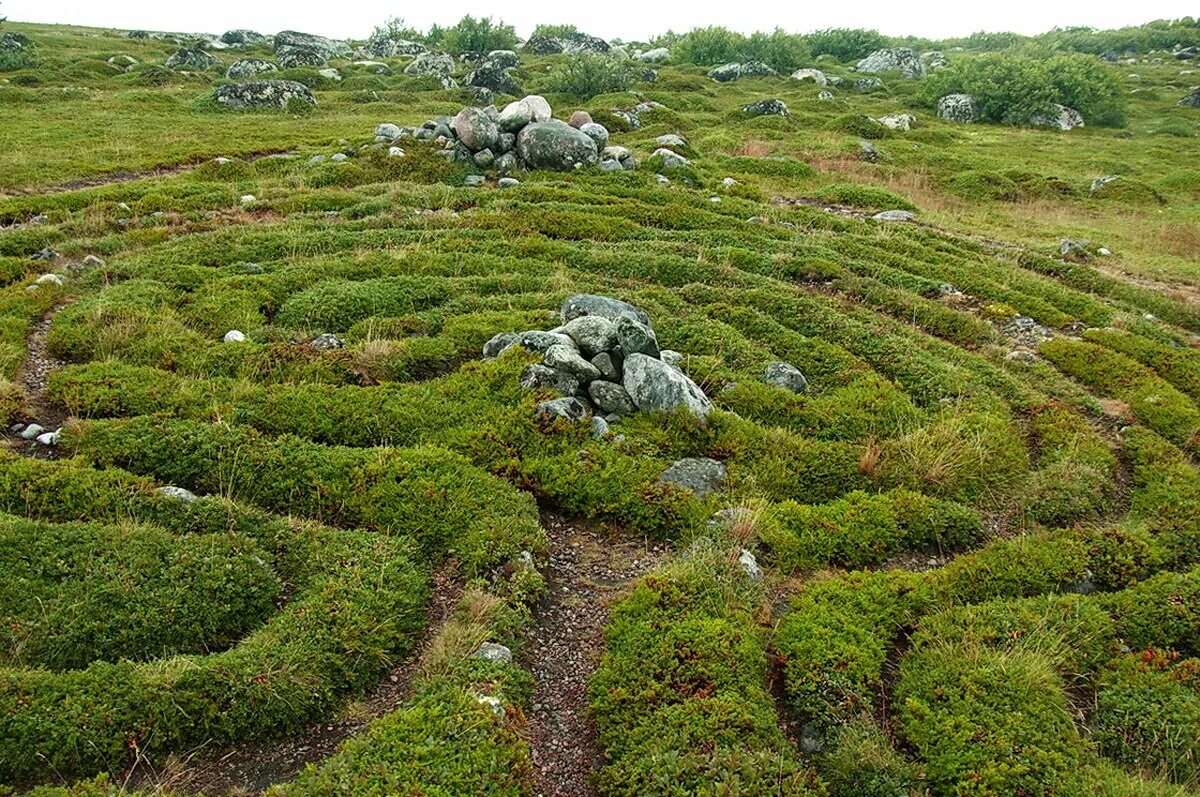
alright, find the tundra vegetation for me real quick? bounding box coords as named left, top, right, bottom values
left=0, top=12, right=1199, bottom=797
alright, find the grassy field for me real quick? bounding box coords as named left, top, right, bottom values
left=1, top=18, right=1199, bottom=797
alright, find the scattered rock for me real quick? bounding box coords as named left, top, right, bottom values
left=873, top=209, right=916, bottom=222
left=738, top=549, right=762, bottom=580
left=657, top=457, right=726, bottom=496
left=637, top=47, right=671, bottom=64
left=937, top=93, right=979, bottom=123
left=743, top=99, right=789, bottom=117
left=764, top=361, right=808, bottom=393
left=473, top=642, right=514, bottom=663
left=19, top=423, right=44, bottom=440
left=158, top=485, right=199, bottom=502
left=1177, top=86, right=1200, bottom=108
left=790, top=68, right=827, bottom=85
left=652, top=148, right=690, bottom=169
left=223, top=330, right=247, bottom=343
left=310, top=333, right=344, bottom=350
left=1030, top=104, right=1084, bottom=131
left=876, top=113, right=916, bottom=131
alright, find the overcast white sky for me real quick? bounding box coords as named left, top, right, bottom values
left=5, top=0, right=1198, bottom=42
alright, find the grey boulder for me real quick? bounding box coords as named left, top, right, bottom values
left=452, top=106, right=500, bottom=152
left=855, top=47, right=925, bottom=78
left=226, top=58, right=278, bottom=79
left=623, top=353, right=711, bottom=419
left=545, top=344, right=602, bottom=382
left=937, top=94, right=979, bottom=123
left=561, top=294, right=652, bottom=328
left=616, top=316, right=659, bottom=358
left=657, top=457, right=726, bottom=497
left=588, top=380, right=638, bottom=415
left=561, top=315, right=619, bottom=357
left=516, top=121, right=599, bottom=171
left=536, top=396, right=591, bottom=423
left=212, top=80, right=316, bottom=110
left=521, top=364, right=581, bottom=395
left=764, top=361, right=808, bottom=393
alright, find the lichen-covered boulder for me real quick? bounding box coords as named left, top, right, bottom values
left=922, top=51, right=949, bottom=70
left=277, top=45, right=326, bottom=69
left=616, top=317, right=659, bottom=358
left=212, top=80, right=316, bottom=111
left=516, top=121, right=599, bottom=171
left=579, top=122, right=609, bottom=151
left=464, top=64, right=521, bottom=96
left=708, top=61, right=776, bottom=82
left=1180, top=87, right=1200, bottom=108
left=220, top=29, right=268, bottom=46
left=588, top=381, right=638, bottom=416
left=937, top=94, right=979, bottom=123
left=404, top=51, right=455, bottom=79
left=744, top=99, right=789, bottom=117
left=623, top=353, right=712, bottom=419
left=561, top=294, right=652, bottom=327
left=274, top=30, right=349, bottom=59
left=165, top=47, right=217, bottom=70
left=855, top=47, right=925, bottom=78
left=226, top=58, right=277, bottom=79
left=360, top=37, right=426, bottom=59
left=1029, top=104, right=1084, bottom=131
left=484, top=50, right=521, bottom=69
left=452, top=106, right=500, bottom=152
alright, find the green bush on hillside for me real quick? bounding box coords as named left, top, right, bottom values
left=924, top=52, right=1126, bottom=126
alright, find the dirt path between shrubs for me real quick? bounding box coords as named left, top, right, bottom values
left=122, top=566, right=464, bottom=796
left=5, top=302, right=69, bottom=457
left=524, top=513, right=668, bottom=797
left=1, top=150, right=296, bottom=201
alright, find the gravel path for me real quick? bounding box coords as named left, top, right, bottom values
left=526, top=514, right=667, bottom=797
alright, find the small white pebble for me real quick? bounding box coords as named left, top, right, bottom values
left=223, top=330, right=246, bottom=343
left=240, top=194, right=256, bottom=205
left=387, top=146, right=405, bottom=158
left=36, top=429, right=61, bottom=446
left=36, top=273, right=64, bottom=286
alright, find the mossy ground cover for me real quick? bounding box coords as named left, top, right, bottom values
left=0, top=17, right=1197, bottom=797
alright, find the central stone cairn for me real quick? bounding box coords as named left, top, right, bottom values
left=483, top=295, right=712, bottom=433
left=376, top=96, right=633, bottom=175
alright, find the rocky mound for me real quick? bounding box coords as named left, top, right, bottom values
left=484, top=295, right=712, bottom=429
left=376, top=96, right=633, bottom=174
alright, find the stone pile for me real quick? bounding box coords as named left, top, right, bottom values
left=375, top=96, right=634, bottom=174
left=482, top=295, right=713, bottom=432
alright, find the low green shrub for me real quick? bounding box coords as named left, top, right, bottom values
left=62, top=416, right=543, bottom=572
left=760, top=488, right=982, bottom=572
left=0, top=515, right=278, bottom=670
left=1094, top=650, right=1200, bottom=787
left=544, top=53, right=637, bottom=98
left=775, top=569, right=931, bottom=728
left=1041, top=339, right=1200, bottom=455
left=590, top=541, right=823, bottom=794
left=810, top=183, right=917, bottom=212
